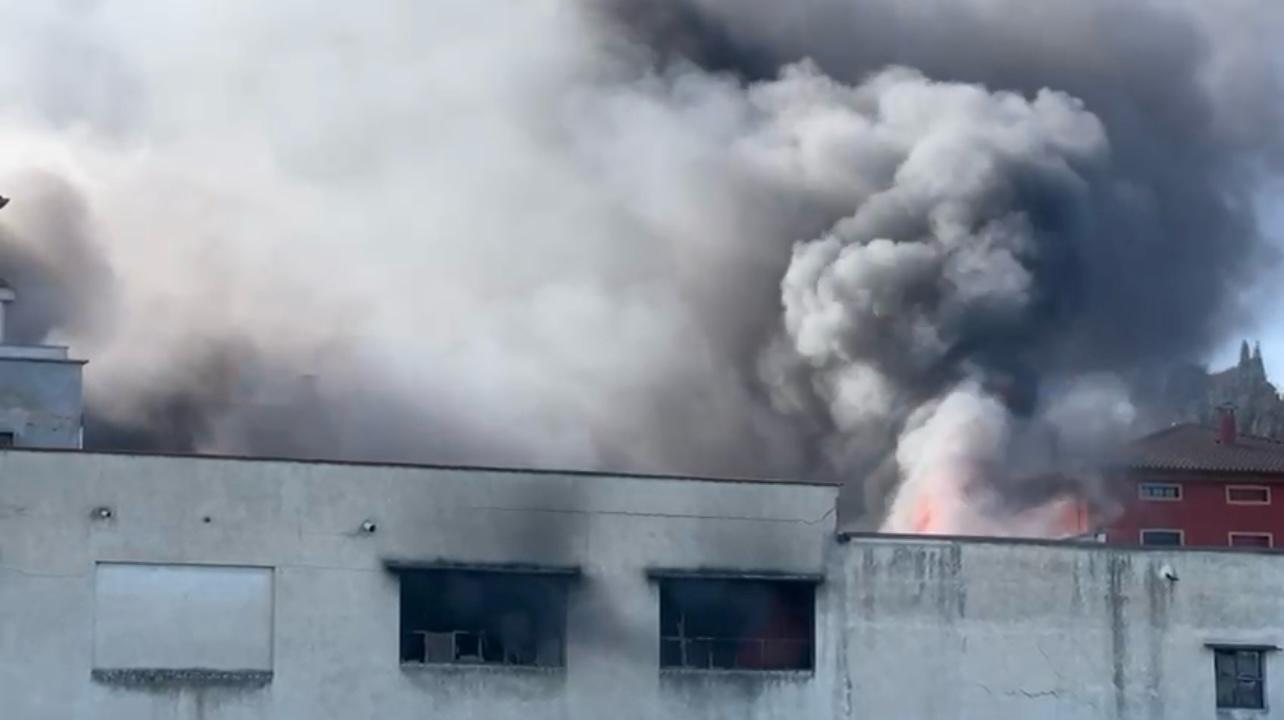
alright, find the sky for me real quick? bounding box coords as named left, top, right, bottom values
left=1212, top=182, right=1284, bottom=376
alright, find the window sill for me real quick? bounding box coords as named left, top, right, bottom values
left=91, top=668, right=273, bottom=688
left=1215, top=708, right=1269, bottom=718
left=400, top=662, right=564, bottom=675
left=660, top=667, right=814, bottom=680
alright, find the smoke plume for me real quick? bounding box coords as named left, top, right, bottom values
left=0, top=0, right=1281, bottom=532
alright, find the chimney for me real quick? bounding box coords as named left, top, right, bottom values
left=1217, top=404, right=1237, bottom=445
left=0, top=279, right=15, bottom=345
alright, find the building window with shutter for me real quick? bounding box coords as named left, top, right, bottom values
left=1213, top=647, right=1266, bottom=710
left=1138, top=482, right=1182, bottom=501
left=1229, top=532, right=1273, bottom=548
left=1227, top=485, right=1271, bottom=505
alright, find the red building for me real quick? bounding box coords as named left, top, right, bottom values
left=1106, top=411, right=1284, bottom=548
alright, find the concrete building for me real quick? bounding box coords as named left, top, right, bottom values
left=3, top=448, right=1284, bottom=719
left=0, top=280, right=85, bottom=448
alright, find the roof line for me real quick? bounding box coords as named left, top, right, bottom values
left=838, top=531, right=1284, bottom=556
left=0, top=446, right=842, bottom=487
left=1139, top=421, right=1284, bottom=446
left=1116, top=464, right=1284, bottom=477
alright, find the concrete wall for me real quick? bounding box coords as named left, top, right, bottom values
left=4, top=449, right=1284, bottom=719
left=0, top=350, right=83, bottom=448
left=837, top=535, right=1284, bottom=720
left=0, top=450, right=837, bottom=720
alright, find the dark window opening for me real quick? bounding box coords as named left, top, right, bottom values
left=0, top=432, right=15, bottom=448
left=659, top=578, right=814, bottom=671
left=398, top=569, right=567, bottom=667
left=1215, top=648, right=1265, bottom=709
left=1140, top=530, right=1183, bottom=547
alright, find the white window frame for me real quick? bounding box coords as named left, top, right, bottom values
left=1138, top=482, right=1183, bottom=502
left=1140, top=528, right=1185, bottom=546
left=1229, top=532, right=1274, bottom=548
left=1226, top=485, right=1272, bottom=506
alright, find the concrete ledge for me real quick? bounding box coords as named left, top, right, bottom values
left=646, top=567, right=824, bottom=583
left=91, top=668, right=273, bottom=688
left=659, top=668, right=813, bottom=681
left=400, top=662, right=564, bottom=675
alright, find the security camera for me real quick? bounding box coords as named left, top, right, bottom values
left=1160, top=564, right=1178, bottom=582
left=360, top=519, right=377, bottom=534
left=0, top=196, right=9, bottom=210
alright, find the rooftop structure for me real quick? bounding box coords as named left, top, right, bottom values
left=0, top=282, right=85, bottom=448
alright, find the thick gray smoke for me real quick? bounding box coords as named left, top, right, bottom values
left=0, top=1, right=1281, bottom=532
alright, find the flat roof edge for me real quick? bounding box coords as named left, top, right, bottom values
left=837, top=531, right=1284, bottom=556
left=384, top=559, right=581, bottom=576
left=0, top=447, right=842, bottom=487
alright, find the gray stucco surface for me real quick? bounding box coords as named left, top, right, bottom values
left=93, top=563, right=274, bottom=672
left=0, top=353, right=83, bottom=448
left=1, top=449, right=1282, bottom=719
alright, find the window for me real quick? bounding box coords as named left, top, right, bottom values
left=658, top=577, right=814, bottom=671
left=1230, top=532, right=1273, bottom=548
left=1227, top=485, right=1271, bottom=505
left=1215, top=648, right=1265, bottom=709
left=398, top=568, right=568, bottom=667
left=1138, top=482, right=1182, bottom=501
left=0, top=432, right=15, bottom=447
left=1140, top=529, right=1184, bottom=546
left=92, top=563, right=273, bottom=684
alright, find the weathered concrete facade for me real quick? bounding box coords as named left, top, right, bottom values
left=2, top=449, right=1283, bottom=719
left=0, top=345, right=84, bottom=448
left=836, top=535, right=1284, bottom=719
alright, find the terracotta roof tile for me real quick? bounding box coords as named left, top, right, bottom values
left=1117, top=423, right=1284, bottom=475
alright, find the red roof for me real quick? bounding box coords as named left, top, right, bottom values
left=1118, top=423, right=1284, bottom=475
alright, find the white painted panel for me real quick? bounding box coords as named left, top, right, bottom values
left=93, top=563, right=273, bottom=670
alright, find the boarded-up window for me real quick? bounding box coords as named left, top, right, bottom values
left=398, top=569, right=568, bottom=667
left=1227, top=486, right=1271, bottom=504
left=659, top=578, right=814, bottom=671
left=1215, top=648, right=1265, bottom=709
left=93, top=563, right=273, bottom=673
left=1140, top=529, right=1183, bottom=546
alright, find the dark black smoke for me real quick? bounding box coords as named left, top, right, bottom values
left=593, top=0, right=1284, bottom=531
left=605, top=0, right=1277, bottom=368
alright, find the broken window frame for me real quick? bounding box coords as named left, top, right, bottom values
left=1212, top=646, right=1268, bottom=710
left=390, top=561, right=577, bottom=669
left=649, top=569, right=819, bottom=673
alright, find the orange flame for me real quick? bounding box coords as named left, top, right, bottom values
left=902, top=486, right=1092, bottom=538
